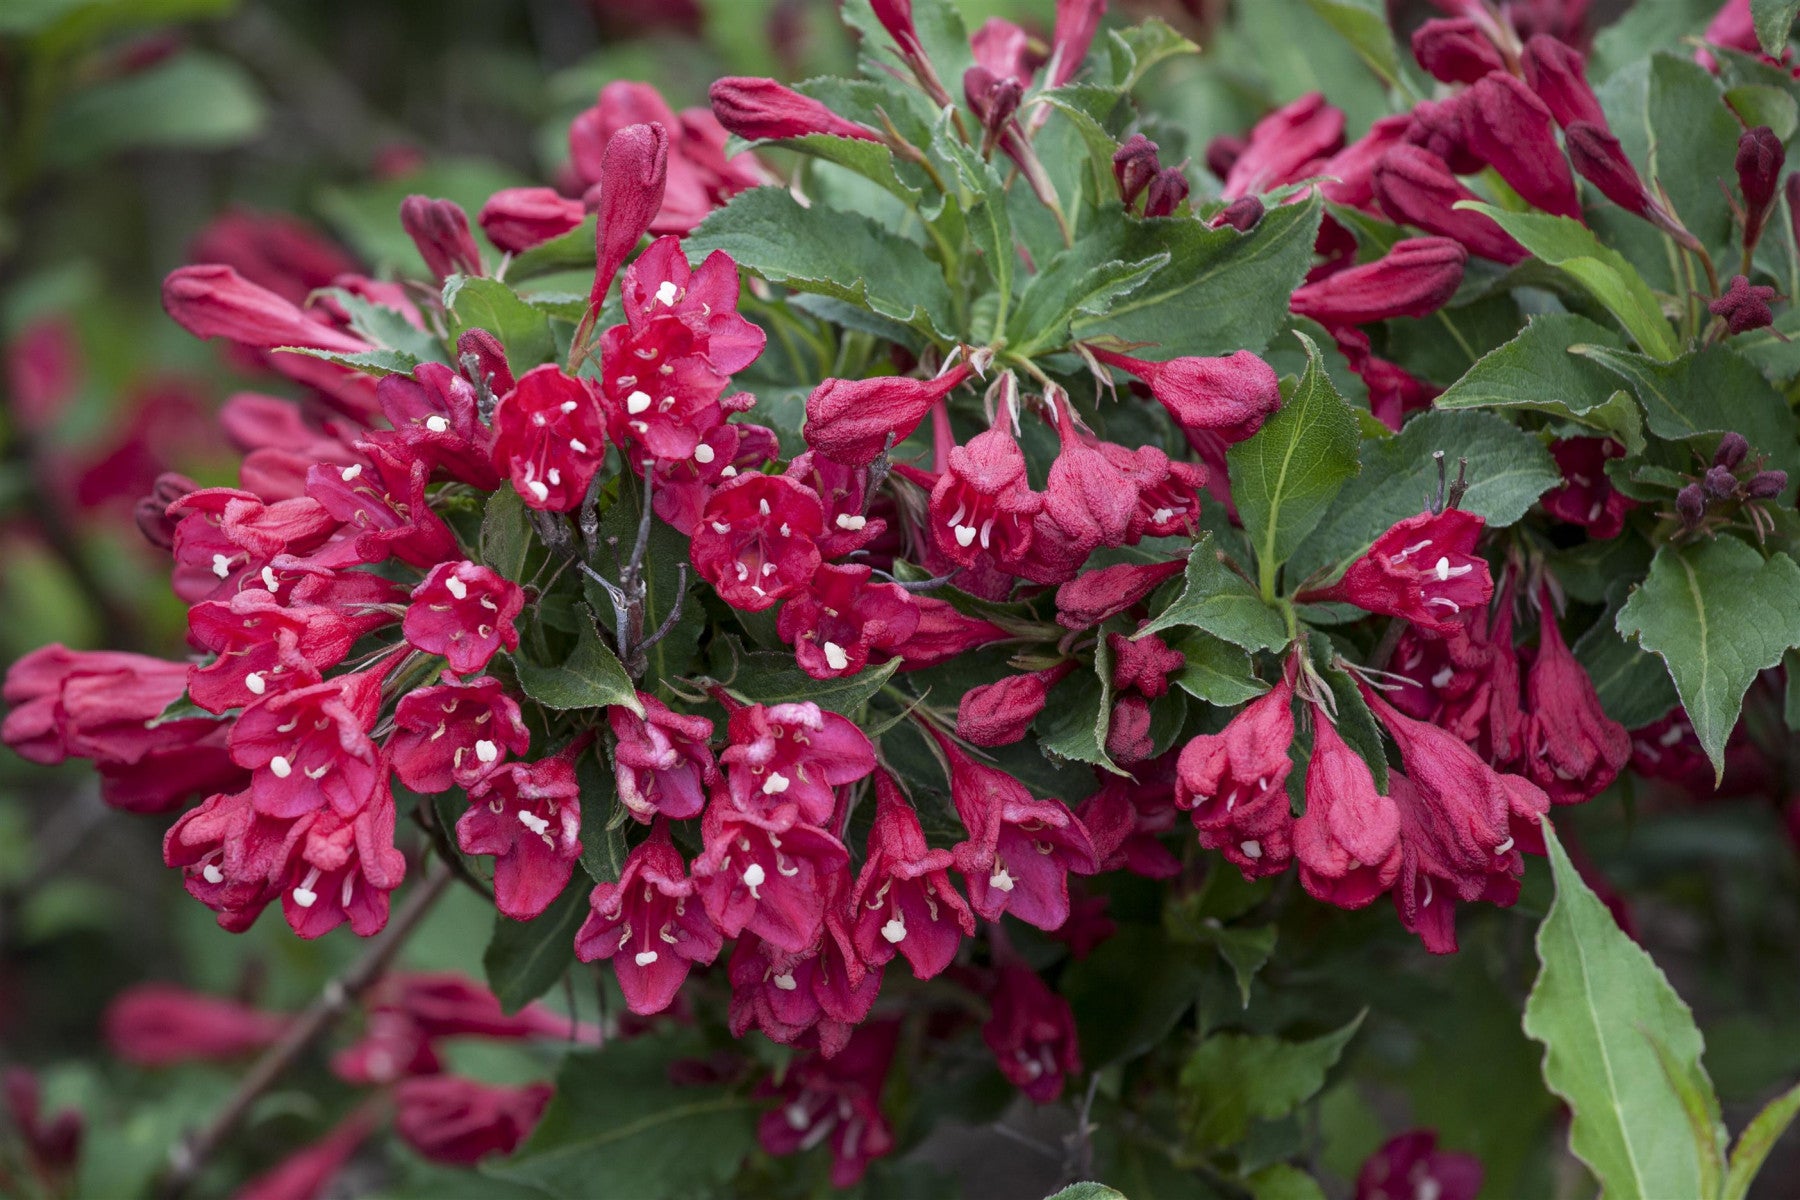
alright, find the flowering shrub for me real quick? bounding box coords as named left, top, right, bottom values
left=9, top=0, right=1800, bottom=1196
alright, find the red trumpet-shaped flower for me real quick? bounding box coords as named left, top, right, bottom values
left=1077, top=767, right=1183, bottom=880
left=1220, top=92, right=1345, bottom=199
left=848, top=771, right=976, bottom=979
left=983, top=963, right=1081, bottom=1104
left=489, top=364, right=608, bottom=511
left=693, top=801, right=850, bottom=952
left=458, top=750, right=583, bottom=921
left=103, top=983, right=287, bottom=1067
left=1295, top=705, right=1401, bottom=908
left=1542, top=437, right=1635, bottom=539
left=163, top=787, right=293, bottom=931
left=1088, top=347, right=1282, bottom=444
left=277, top=777, right=408, bottom=939
left=387, top=674, right=531, bottom=794
left=804, top=365, right=975, bottom=467
left=777, top=562, right=920, bottom=679
left=885, top=595, right=1010, bottom=668
left=611, top=693, right=717, bottom=822
left=1055, top=558, right=1186, bottom=630
left=575, top=824, right=723, bottom=1014
left=1410, top=18, right=1504, bottom=83
left=727, top=874, right=875, bottom=1056
left=690, top=473, right=825, bottom=612
left=756, top=1021, right=899, bottom=1187
left=400, top=195, right=482, bottom=282
left=616, top=235, right=765, bottom=375
left=930, top=727, right=1099, bottom=930
left=230, top=665, right=389, bottom=819
left=403, top=560, right=525, bottom=676
left=185, top=591, right=350, bottom=714
left=1290, top=237, right=1467, bottom=326
left=1372, top=145, right=1528, bottom=264
left=928, top=425, right=1043, bottom=570
left=957, top=665, right=1071, bottom=747
left=1175, top=669, right=1296, bottom=879
left=305, top=440, right=460, bottom=569
left=376, top=362, right=499, bottom=489
left=720, top=699, right=877, bottom=824
left=1297, top=508, right=1492, bottom=635
left=710, top=77, right=882, bottom=142
left=1461, top=72, right=1581, bottom=219
left=1523, top=593, right=1631, bottom=804
left=162, top=264, right=369, bottom=354
left=395, top=1076, right=552, bottom=1167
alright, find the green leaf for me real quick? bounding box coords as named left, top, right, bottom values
left=483, top=882, right=584, bottom=1013
left=1039, top=638, right=1124, bottom=774
left=1616, top=539, right=1800, bottom=779
left=1247, top=1163, right=1328, bottom=1200
left=508, top=217, right=596, bottom=281
left=488, top=1030, right=759, bottom=1200
left=769, top=131, right=919, bottom=207
left=1723, top=1080, right=1800, bottom=1200
left=1199, top=921, right=1279, bottom=1008
left=443, top=275, right=555, bottom=378
left=1575, top=611, right=1681, bottom=731
left=1647, top=1033, right=1729, bottom=1200
left=1138, top=534, right=1289, bottom=653
left=1045, top=1186, right=1128, bottom=1200
left=1069, top=196, right=1323, bottom=357
left=1172, top=631, right=1270, bottom=708
left=1302, top=0, right=1401, bottom=88
left=1456, top=203, right=1679, bottom=359
left=1008, top=245, right=1166, bottom=352
left=1724, top=83, right=1799, bottom=139
left=1646, top=53, right=1746, bottom=257
left=1754, top=0, right=1800, bottom=55
left=1573, top=343, right=1800, bottom=491
left=591, top=479, right=702, bottom=687
left=512, top=606, right=642, bottom=715
left=45, top=50, right=265, bottom=167
left=686, top=186, right=955, bottom=340
left=577, top=746, right=628, bottom=886
left=720, top=652, right=899, bottom=716
left=938, top=137, right=1015, bottom=336
left=1179, top=1012, right=1366, bottom=1149
left=1061, top=927, right=1207, bottom=1068
left=1434, top=313, right=1643, bottom=452
left=317, top=159, right=528, bottom=276
left=1228, top=332, right=1361, bottom=592
left=1289, top=410, right=1560, bottom=586
left=480, top=488, right=534, bottom=583
left=1103, top=18, right=1200, bottom=89
left=1524, top=821, right=1720, bottom=1200
left=274, top=345, right=420, bottom=377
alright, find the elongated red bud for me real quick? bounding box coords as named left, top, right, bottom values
left=400, top=195, right=483, bottom=282
left=161, top=264, right=369, bottom=353
left=1411, top=17, right=1505, bottom=84
left=589, top=122, right=669, bottom=310
left=1210, top=196, right=1264, bottom=231
left=478, top=187, right=585, bottom=254
left=1462, top=73, right=1580, bottom=219
left=1371, top=145, right=1527, bottom=264
left=1521, top=34, right=1606, bottom=129
left=709, top=77, right=882, bottom=143
left=1290, top=237, right=1467, bottom=325
left=804, top=364, right=975, bottom=467
left=1736, top=125, right=1784, bottom=249
left=1565, top=122, right=1654, bottom=218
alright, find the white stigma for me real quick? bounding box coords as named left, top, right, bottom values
left=202, top=864, right=224, bottom=884
left=475, top=739, right=498, bottom=763
left=261, top=566, right=279, bottom=591
left=835, top=513, right=866, bottom=531
left=762, top=772, right=791, bottom=796
left=526, top=479, right=550, bottom=502
left=823, top=642, right=850, bottom=671
left=711, top=521, right=730, bottom=535
left=694, top=444, right=716, bottom=464
left=721, top=466, right=738, bottom=477
left=444, top=575, right=468, bottom=601
left=1152, top=507, right=1174, bottom=524
left=425, top=414, right=449, bottom=433
left=211, top=553, right=231, bottom=579
left=292, top=886, right=317, bottom=908
left=627, top=390, right=652, bottom=414
left=758, top=499, right=771, bottom=516
left=634, top=949, right=660, bottom=966
left=269, top=755, right=293, bottom=779
left=1240, top=839, right=1263, bottom=860
left=772, top=971, right=797, bottom=991
left=655, top=280, right=679, bottom=306
left=340, top=464, right=362, bottom=482
left=518, top=810, right=550, bottom=837
left=881, top=916, right=907, bottom=944
left=569, top=438, right=589, bottom=454
left=559, top=400, right=579, bottom=414
left=742, top=862, right=766, bottom=896
left=954, top=524, right=978, bottom=548
left=989, top=867, right=1015, bottom=892
left=1494, top=836, right=1515, bottom=855
left=245, top=672, right=267, bottom=696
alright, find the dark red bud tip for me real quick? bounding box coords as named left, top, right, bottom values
left=964, top=66, right=1023, bottom=134
left=1204, top=133, right=1246, bottom=182
left=1142, top=166, right=1191, bottom=218
left=1521, top=34, right=1606, bottom=129
left=709, top=77, right=882, bottom=143
left=1410, top=17, right=1505, bottom=85
left=1676, top=483, right=1707, bottom=527
left=1714, top=432, right=1750, bottom=470
left=1703, top=464, right=1740, bottom=498
left=1737, top=126, right=1785, bottom=213
left=400, top=195, right=483, bottom=282
left=457, top=328, right=515, bottom=396
left=1565, top=122, right=1653, bottom=218
left=1113, top=133, right=1161, bottom=207
left=134, top=471, right=198, bottom=550
left=1746, top=470, right=1787, bottom=498
left=1210, top=196, right=1265, bottom=231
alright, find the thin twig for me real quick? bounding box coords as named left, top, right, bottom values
left=156, top=863, right=454, bottom=1200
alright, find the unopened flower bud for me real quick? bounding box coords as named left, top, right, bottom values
left=1113, top=133, right=1161, bottom=207
left=709, top=77, right=883, bottom=143
left=1204, top=134, right=1245, bottom=181
left=958, top=668, right=1066, bottom=746
left=1746, top=470, right=1788, bottom=499
left=161, top=264, right=369, bottom=353
left=1565, top=122, right=1654, bottom=219
left=400, top=196, right=483, bottom=282
left=1411, top=17, right=1505, bottom=84
left=478, top=187, right=585, bottom=254
left=1676, top=483, right=1707, bottom=527
left=1209, top=196, right=1265, bottom=231
left=1521, top=35, right=1606, bottom=129
left=1704, top=464, right=1740, bottom=498
left=963, top=66, right=1023, bottom=138
left=804, top=364, right=975, bottom=467
left=1463, top=73, right=1580, bottom=218
left=1737, top=126, right=1785, bottom=249
left=1371, top=145, right=1527, bottom=263
left=1714, top=432, right=1750, bottom=470
left=1709, top=274, right=1777, bottom=335
left=134, top=471, right=197, bottom=550
left=1290, top=236, right=1467, bottom=325
left=457, top=328, right=515, bottom=396
left=1142, top=166, right=1190, bottom=218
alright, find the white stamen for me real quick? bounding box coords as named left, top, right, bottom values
left=245, top=672, right=267, bottom=696
left=1430, top=666, right=1455, bottom=688
left=720, top=466, right=738, bottom=477
left=954, top=524, right=977, bottom=548
left=989, top=867, right=1015, bottom=892
left=292, top=886, right=317, bottom=908
left=762, top=772, right=791, bottom=796
left=526, top=479, right=549, bottom=502
left=518, top=810, right=550, bottom=837
left=634, top=949, right=660, bottom=966
left=547, top=468, right=562, bottom=486
left=758, top=499, right=771, bottom=516
left=627, top=390, right=652, bottom=414
left=211, top=554, right=231, bottom=579
left=202, top=864, right=224, bottom=884
left=835, top=513, right=866, bottom=531
left=569, top=438, right=589, bottom=454
left=1425, top=596, right=1461, bottom=612
left=772, top=971, right=797, bottom=991
left=269, top=755, right=293, bottom=779
left=1240, top=839, right=1263, bottom=860
left=559, top=400, right=579, bottom=414
left=425, top=414, right=450, bottom=433
left=694, top=443, right=716, bottom=464
left=655, top=280, right=679, bottom=306
left=340, top=464, right=362, bottom=482
left=881, top=916, right=907, bottom=944
left=1151, top=507, right=1174, bottom=524
left=1494, top=837, right=1515, bottom=855
left=823, top=642, right=849, bottom=671
left=742, top=862, right=766, bottom=897
left=261, top=566, right=279, bottom=591
left=711, top=521, right=731, bottom=535
left=445, top=575, right=468, bottom=601
left=475, top=739, right=498, bottom=763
